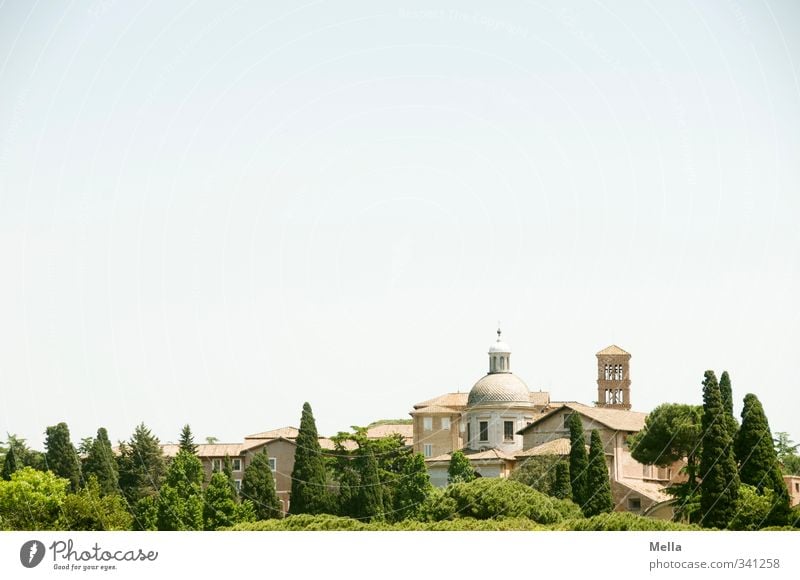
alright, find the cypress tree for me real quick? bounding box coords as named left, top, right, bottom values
left=551, top=460, right=572, bottom=500
left=1, top=445, right=17, bottom=481
left=568, top=412, right=589, bottom=509
left=394, top=452, right=433, bottom=520
left=289, top=402, right=331, bottom=515
left=178, top=424, right=198, bottom=455
left=240, top=449, right=282, bottom=520
left=699, top=370, right=739, bottom=528
left=203, top=471, right=238, bottom=530
left=734, top=393, right=790, bottom=526
left=356, top=450, right=384, bottom=521
left=447, top=450, right=476, bottom=484
left=719, top=371, right=739, bottom=441
left=83, top=427, right=119, bottom=495
left=583, top=430, right=614, bottom=516
left=117, top=423, right=166, bottom=504
left=44, top=422, right=82, bottom=491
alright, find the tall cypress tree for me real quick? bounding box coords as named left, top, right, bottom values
left=568, top=413, right=589, bottom=509
left=241, top=449, right=282, bottom=520
left=719, top=371, right=739, bottom=441
left=178, top=425, right=198, bottom=455
left=1, top=445, right=17, bottom=481
left=45, top=422, right=82, bottom=491
left=289, top=402, right=330, bottom=515
left=83, top=427, right=119, bottom=495
left=699, top=370, right=739, bottom=528
left=551, top=460, right=572, bottom=500
left=734, top=393, right=790, bottom=526
left=356, top=450, right=384, bottom=521
left=583, top=430, right=614, bottom=516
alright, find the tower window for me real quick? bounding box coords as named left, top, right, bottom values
left=479, top=421, right=489, bottom=442
left=504, top=421, right=514, bottom=442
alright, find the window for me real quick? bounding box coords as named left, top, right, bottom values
left=423, top=444, right=433, bottom=458
left=232, top=458, right=242, bottom=472
left=234, top=479, right=242, bottom=492
left=627, top=497, right=641, bottom=511
left=268, top=458, right=277, bottom=472
left=423, top=417, right=433, bottom=431
left=504, top=421, right=515, bottom=442
left=795, top=482, right=799, bottom=493
left=467, top=422, right=471, bottom=444
left=441, top=416, right=451, bottom=430
left=211, top=459, right=222, bottom=472
left=479, top=421, right=489, bottom=442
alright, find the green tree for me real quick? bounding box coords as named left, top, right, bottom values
left=58, top=476, right=133, bottom=531
left=44, top=422, right=82, bottom=492
left=356, top=450, right=384, bottom=521
left=552, top=461, right=572, bottom=500
left=447, top=450, right=476, bottom=485
left=719, top=371, right=739, bottom=441
left=774, top=432, right=800, bottom=476
left=0, top=467, right=68, bottom=530
left=117, top=423, right=166, bottom=504
left=509, top=456, right=562, bottom=495
left=178, top=424, right=198, bottom=455
left=222, top=454, right=238, bottom=497
left=240, top=449, right=282, bottom=520
left=83, top=427, right=119, bottom=496
left=734, top=393, right=790, bottom=526
left=728, top=484, right=777, bottom=531
left=1, top=434, right=45, bottom=471
left=583, top=430, right=614, bottom=516
left=289, top=402, right=331, bottom=515
left=1, top=445, right=17, bottom=481
left=204, top=471, right=239, bottom=530
left=568, top=413, right=589, bottom=509
left=393, top=452, right=433, bottom=520
left=156, top=450, right=204, bottom=530
left=699, top=370, right=739, bottom=528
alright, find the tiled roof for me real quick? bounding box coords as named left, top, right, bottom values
left=409, top=405, right=461, bottom=415
left=514, top=438, right=572, bottom=457
left=426, top=447, right=517, bottom=463
left=413, top=392, right=468, bottom=410
left=615, top=478, right=671, bottom=503
left=244, top=426, right=300, bottom=440
left=160, top=443, right=246, bottom=458
left=518, top=402, right=646, bottom=434
left=365, top=424, right=414, bottom=440
left=596, top=345, right=630, bottom=356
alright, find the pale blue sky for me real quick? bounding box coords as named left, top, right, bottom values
left=1, top=0, right=798, bottom=448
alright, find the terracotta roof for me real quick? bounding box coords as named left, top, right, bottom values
left=615, top=478, right=671, bottom=503
left=409, top=405, right=461, bottom=415
left=413, top=392, right=468, bottom=410
left=244, top=426, right=300, bottom=440
left=160, top=443, right=246, bottom=458
left=596, top=345, right=630, bottom=356
left=514, top=438, right=572, bottom=457
left=365, top=424, right=414, bottom=440
left=518, top=402, right=647, bottom=434
left=426, top=447, right=517, bottom=463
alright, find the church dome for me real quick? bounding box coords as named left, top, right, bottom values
left=467, top=373, right=531, bottom=406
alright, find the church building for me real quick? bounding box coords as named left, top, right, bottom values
left=410, top=330, right=683, bottom=518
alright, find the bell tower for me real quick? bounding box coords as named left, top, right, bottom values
left=596, top=345, right=631, bottom=410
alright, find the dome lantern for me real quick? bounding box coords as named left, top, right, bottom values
left=488, top=327, right=511, bottom=373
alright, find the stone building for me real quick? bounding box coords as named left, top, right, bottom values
left=410, top=331, right=682, bottom=517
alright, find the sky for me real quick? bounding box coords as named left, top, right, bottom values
left=0, top=0, right=798, bottom=449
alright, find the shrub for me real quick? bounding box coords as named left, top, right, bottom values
left=555, top=512, right=701, bottom=531
left=441, top=478, right=565, bottom=524
left=728, top=484, right=776, bottom=531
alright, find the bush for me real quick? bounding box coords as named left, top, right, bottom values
left=417, top=487, right=457, bottom=521
left=440, top=478, right=566, bottom=524
left=226, top=514, right=548, bottom=531
left=230, top=514, right=370, bottom=531
left=728, top=484, right=775, bottom=531
left=554, top=512, right=701, bottom=531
